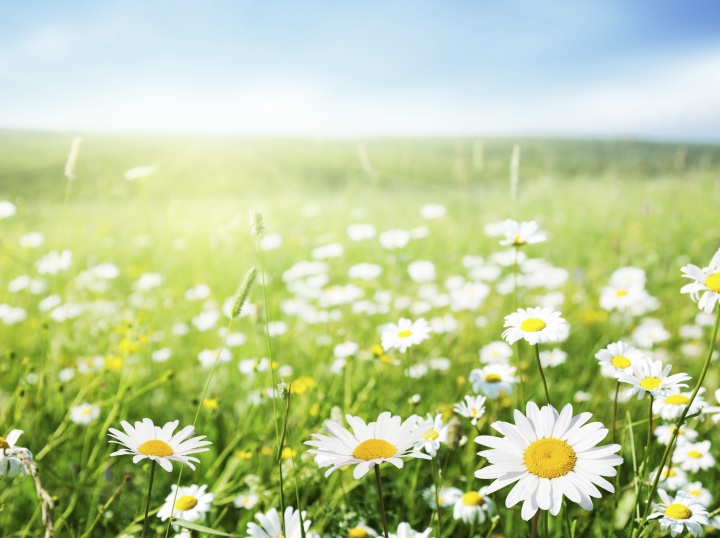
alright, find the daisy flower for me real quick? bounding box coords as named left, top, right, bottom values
left=672, top=440, right=715, bottom=473
left=594, top=341, right=645, bottom=379
left=70, top=403, right=101, bottom=425
left=654, top=425, right=698, bottom=446
left=157, top=484, right=214, bottom=522
left=233, top=492, right=259, bottom=510
left=246, top=506, right=317, bottom=538
left=648, top=490, right=709, bottom=537
left=469, top=364, right=517, bottom=399
left=680, top=482, right=713, bottom=507
left=454, top=395, right=487, bottom=425
left=381, top=318, right=431, bottom=353
left=347, top=523, right=378, bottom=537
left=414, top=414, right=449, bottom=457
left=498, top=219, right=546, bottom=246
left=616, top=359, right=691, bottom=400
left=652, top=389, right=707, bottom=421
left=108, top=418, right=212, bottom=472
left=478, top=341, right=513, bottom=364
left=649, top=466, right=689, bottom=491
left=702, top=388, right=720, bottom=422
left=501, top=307, right=567, bottom=345
left=421, top=485, right=463, bottom=508
left=681, top=247, right=720, bottom=313
left=305, top=412, right=431, bottom=479
left=0, top=430, right=31, bottom=478
left=389, top=522, right=432, bottom=538
left=475, top=402, right=623, bottom=520
left=452, top=487, right=495, bottom=524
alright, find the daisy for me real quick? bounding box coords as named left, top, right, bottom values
left=347, top=523, right=378, bottom=537
left=381, top=318, right=431, bottom=353
left=305, top=412, right=431, bottom=479
left=539, top=348, right=567, bottom=368
left=157, top=484, right=214, bottom=522
left=389, top=522, right=432, bottom=538
left=421, top=485, right=463, bottom=508
left=478, top=341, right=513, bottom=364
left=452, top=487, right=495, bottom=524
left=454, top=395, right=487, bottom=425
left=246, top=506, right=317, bottom=538
left=475, top=402, right=623, bottom=520
left=0, top=430, right=31, bottom=478
left=649, top=466, right=689, bottom=491
left=70, top=403, right=101, bottom=425
left=498, top=219, right=546, bottom=247
left=469, top=364, right=517, bottom=399
left=672, top=440, right=715, bottom=473
left=108, top=418, right=212, bottom=472
left=702, top=388, right=720, bottom=422
left=654, top=425, right=698, bottom=446
left=681, top=248, right=720, bottom=313
left=616, top=359, right=691, bottom=400
left=414, top=414, right=449, bottom=457
left=595, top=341, right=645, bottom=379
left=652, top=389, right=707, bottom=421
left=233, top=492, right=259, bottom=509
left=501, top=307, right=567, bottom=345
left=680, top=482, right=713, bottom=507
left=648, top=490, right=708, bottom=537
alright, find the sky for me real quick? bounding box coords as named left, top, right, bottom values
left=1, top=0, right=720, bottom=140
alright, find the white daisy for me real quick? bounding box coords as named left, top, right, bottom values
left=478, top=341, right=513, bottom=364
left=233, top=492, right=259, bottom=509
left=381, top=318, right=431, bottom=353
left=421, top=485, right=463, bottom=508
left=654, top=425, right=698, bottom=446
left=389, top=522, right=431, bottom=538
left=702, top=388, right=720, bottom=423
left=108, top=418, right=212, bottom=472
left=595, top=341, right=645, bottom=379
left=475, top=402, right=623, bottom=520
left=672, top=440, right=715, bottom=473
left=246, top=506, right=317, bottom=538
left=652, top=389, right=707, bottom=421
left=469, top=364, right=517, bottom=399
left=539, top=348, right=567, bottom=368
left=0, top=430, right=31, bottom=478
left=70, top=403, right=101, bottom=425
left=681, top=248, right=720, bottom=313
left=454, top=395, right=487, bottom=425
left=414, top=414, right=449, bottom=457
left=649, top=466, right=689, bottom=491
left=501, top=307, right=567, bottom=345
left=452, top=487, right=495, bottom=524
left=680, top=482, right=713, bottom=507
left=616, top=359, right=691, bottom=400
left=347, top=523, right=378, bottom=537
left=648, top=490, right=709, bottom=537
left=305, top=412, right=431, bottom=479
left=498, top=219, right=546, bottom=247
left=157, top=484, right=214, bottom=522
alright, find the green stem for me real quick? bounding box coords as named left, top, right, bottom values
left=431, top=457, right=442, bottom=538
left=534, top=344, right=552, bottom=405
left=140, top=460, right=156, bottom=538
left=374, top=466, right=390, bottom=538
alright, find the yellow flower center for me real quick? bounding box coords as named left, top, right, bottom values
left=615, top=289, right=628, bottom=297
left=137, top=440, right=173, bottom=457
left=461, top=491, right=485, bottom=506
left=639, top=377, right=661, bottom=391
left=687, top=450, right=702, bottom=459
left=611, top=355, right=631, bottom=369
left=663, top=468, right=677, bottom=478
left=664, top=395, right=689, bottom=405
left=423, top=429, right=439, bottom=441
left=484, top=373, right=502, bottom=383
left=397, top=330, right=413, bottom=338
left=664, top=503, right=692, bottom=520
left=175, top=495, right=198, bottom=511
left=81, top=407, right=93, bottom=415
left=689, top=489, right=702, bottom=497
left=353, top=439, right=396, bottom=461
left=520, top=318, right=547, bottom=332
left=705, top=272, right=720, bottom=293
left=513, top=234, right=525, bottom=245
left=524, top=438, right=577, bottom=479
left=349, top=529, right=369, bottom=538
left=0, top=437, right=9, bottom=450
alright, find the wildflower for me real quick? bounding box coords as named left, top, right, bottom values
left=681, top=248, right=720, bottom=313
left=479, top=341, right=513, bottom=364
left=408, top=261, right=436, bottom=283
left=414, top=414, right=449, bottom=457
left=649, top=466, right=689, bottom=491
left=18, top=232, right=44, bottom=249
left=157, top=484, right=214, bottom=522
left=347, top=223, right=376, bottom=241
left=349, top=263, right=382, bottom=280
left=0, top=201, right=16, bottom=219
left=248, top=209, right=264, bottom=235
left=501, top=307, right=567, bottom=345
left=70, top=403, right=101, bottom=425
left=452, top=487, right=495, bottom=524
left=498, top=219, right=546, bottom=246
left=475, top=402, right=623, bottom=520
left=36, top=250, right=72, bottom=275
left=389, top=522, right=432, bottom=538
left=312, top=243, right=343, bottom=260
left=539, top=348, right=567, bottom=368
left=648, top=490, right=708, bottom=537
left=454, top=395, right=487, bottom=425
left=108, top=418, right=212, bottom=472
left=617, top=359, right=691, bottom=400
left=381, top=318, right=431, bottom=353
left=379, top=229, right=410, bottom=250
left=233, top=492, right=259, bottom=509
left=246, top=506, right=316, bottom=538
left=672, top=440, right=715, bottom=473
left=305, top=412, right=431, bottom=479
left=654, top=425, right=698, bottom=446
left=422, top=485, right=462, bottom=508
left=653, top=389, right=707, bottom=421
left=703, top=388, right=720, bottom=422
left=469, top=364, right=517, bottom=399
left=631, top=318, right=670, bottom=348
left=0, top=430, right=31, bottom=478
left=680, top=482, right=713, bottom=507
left=348, top=523, right=378, bottom=537
left=334, top=341, right=359, bottom=358
left=420, top=204, right=446, bottom=219
left=595, top=341, right=645, bottom=379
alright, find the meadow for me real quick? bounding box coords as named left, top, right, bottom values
left=0, top=131, right=719, bottom=537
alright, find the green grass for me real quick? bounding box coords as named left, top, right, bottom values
left=0, top=131, right=718, bottom=537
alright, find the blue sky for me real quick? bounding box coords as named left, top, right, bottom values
left=2, top=0, right=720, bottom=140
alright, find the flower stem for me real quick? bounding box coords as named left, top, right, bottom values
left=431, top=457, right=442, bottom=538
left=140, top=460, right=156, bottom=538
left=612, top=381, right=620, bottom=445
left=374, top=465, right=390, bottom=538
left=533, top=344, right=552, bottom=405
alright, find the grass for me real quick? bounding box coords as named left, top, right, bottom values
left=0, top=131, right=718, bottom=537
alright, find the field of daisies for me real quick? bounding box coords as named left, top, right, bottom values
left=1, top=133, right=720, bottom=538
